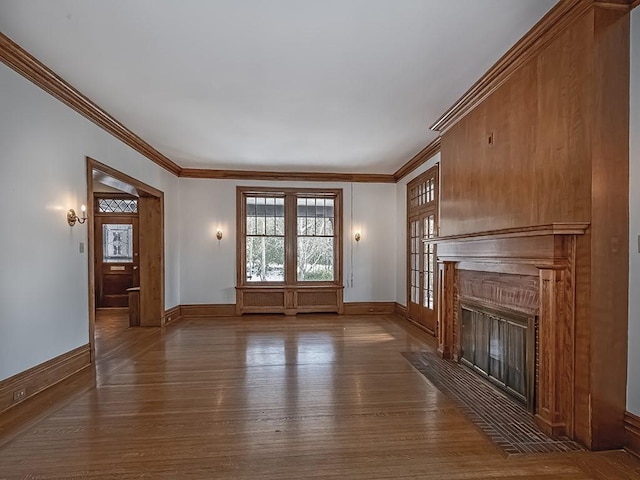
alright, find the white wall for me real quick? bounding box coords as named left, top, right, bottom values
left=0, top=63, right=180, bottom=381
left=179, top=178, right=397, bottom=304
left=394, top=153, right=441, bottom=307
left=628, top=9, right=640, bottom=416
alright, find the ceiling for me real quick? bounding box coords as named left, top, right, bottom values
left=0, top=0, right=558, bottom=174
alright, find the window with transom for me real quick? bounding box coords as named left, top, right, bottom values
left=238, top=188, right=342, bottom=286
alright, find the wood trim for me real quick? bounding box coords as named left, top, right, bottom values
left=138, top=194, right=165, bottom=327
left=406, top=166, right=440, bottom=333
left=632, top=0, right=640, bottom=9
left=428, top=223, right=591, bottom=244
left=181, top=168, right=395, bottom=183
left=87, top=157, right=165, bottom=359
left=181, top=304, right=237, bottom=318
left=0, top=345, right=91, bottom=414
left=88, top=158, right=163, bottom=198
left=430, top=0, right=598, bottom=133
left=343, top=302, right=396, bottom=315
left=594, top=1, right=634, bottom=10
left=393, top=138, right=441, bottom=182
left=164, top=305, right=182, bottom=325
left=0, top=33, right=181, bottom=176
left=395, top=303, right=408, bottom=319
left=624, top=411, right=640, bottom=457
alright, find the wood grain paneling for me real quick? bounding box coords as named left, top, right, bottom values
left=342, top=302, right=396, bottom=315
left=138, top=195, right=164, bottom=327
left=625, top=411, right=640, bottom=458
left=458, top=271, right=539, bottom=316
left=439, top=10, right=594, bottom=238
left=0, top=345, right=90, bottom=414
left=587, top=5, right=630, bottom=450
left=0, top=34, right=181, bottom=175
left=236, top=286, right=344, bottom=315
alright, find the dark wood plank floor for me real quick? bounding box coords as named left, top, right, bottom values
left=0, top=312, right=639, bottom=479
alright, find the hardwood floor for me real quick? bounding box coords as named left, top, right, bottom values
left=1, top=312, right=639, bottom=479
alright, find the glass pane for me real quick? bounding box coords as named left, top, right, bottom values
left=297, top=196, right=334, bottom=237
left=490, top=317, right=506, bottom=384
left=461, top=308, right=474, bottom=363
left=507, top=323, right=527, bottom=397
left=475, top=312, right=490, bottom=374
left=246, top=216, right=256, bottom=235
left=297, top=237, right=334, bottom=281
left=245, top=237, right=284, bottom=282
left=98, top=198, right=137, bottom=213
left=102, top=224, right=133, bottom=263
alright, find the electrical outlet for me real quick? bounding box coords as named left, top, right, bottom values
left=13, top=387, right=26, bottom=402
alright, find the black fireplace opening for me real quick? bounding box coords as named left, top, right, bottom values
left=460, top=303, right=536, bottom=412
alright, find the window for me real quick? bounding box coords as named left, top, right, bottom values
left=245, top=195, right=285, bottom=282
left=296, top=196, right=335, bottom=281
left=238, top=188, right=342, bottom=286
left=97, top=198, right=138, bottom=213
left=102, top=224, right=134, bottom=263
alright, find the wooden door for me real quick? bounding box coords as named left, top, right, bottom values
left=408, top=213, right=437, bottom=333
left=95, top=216, right=139, bottom=308
left=407, top=166, right=438, bottom=335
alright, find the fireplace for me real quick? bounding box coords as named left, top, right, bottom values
left=431, top=223, right=590, bottom=440
left=459, top=303, right=536, bottom=412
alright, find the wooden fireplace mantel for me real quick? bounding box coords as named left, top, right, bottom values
left=427, top=222, right=590, bottom=244
left=429, top=222, right=590, bottom=440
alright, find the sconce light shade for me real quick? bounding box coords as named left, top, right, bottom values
left=216, top=230, right=223, bottom=241
left=354, top=232, right=361, bottom=242
left=67, top=205, right=87, bottom=226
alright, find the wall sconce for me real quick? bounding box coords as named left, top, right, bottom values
left=67, top=205, right=87, bottom=226
left=216, top=230, right=223, bottom=241
left=354, top=232, right=361, bottom=242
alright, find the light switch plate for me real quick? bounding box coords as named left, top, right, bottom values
left=79, top=242, right=85, bottom=254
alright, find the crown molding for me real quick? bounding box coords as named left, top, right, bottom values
left=429, top=0, right=631, bottom=134
left=179, top=168, right=395, bottom=183
left=0, top=32, right=182, bottom=176
left=393, top=137, right=441, bottom=182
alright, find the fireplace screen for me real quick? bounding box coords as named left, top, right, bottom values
left=460, top=304, right=535, bottom=410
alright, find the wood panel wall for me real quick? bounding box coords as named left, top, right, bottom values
left=138, top=195, right=165, bottom=327
left=437, top=4, right=630, bottom=450
left=440, top=12, right=593, bottom=236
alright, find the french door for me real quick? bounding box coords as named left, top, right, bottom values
left=407, top=166, right=438, bottom=334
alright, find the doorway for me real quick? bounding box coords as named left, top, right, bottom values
left=86, top=157, right=165, bottom=362
left=94, top=197, right=139, bottom=308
